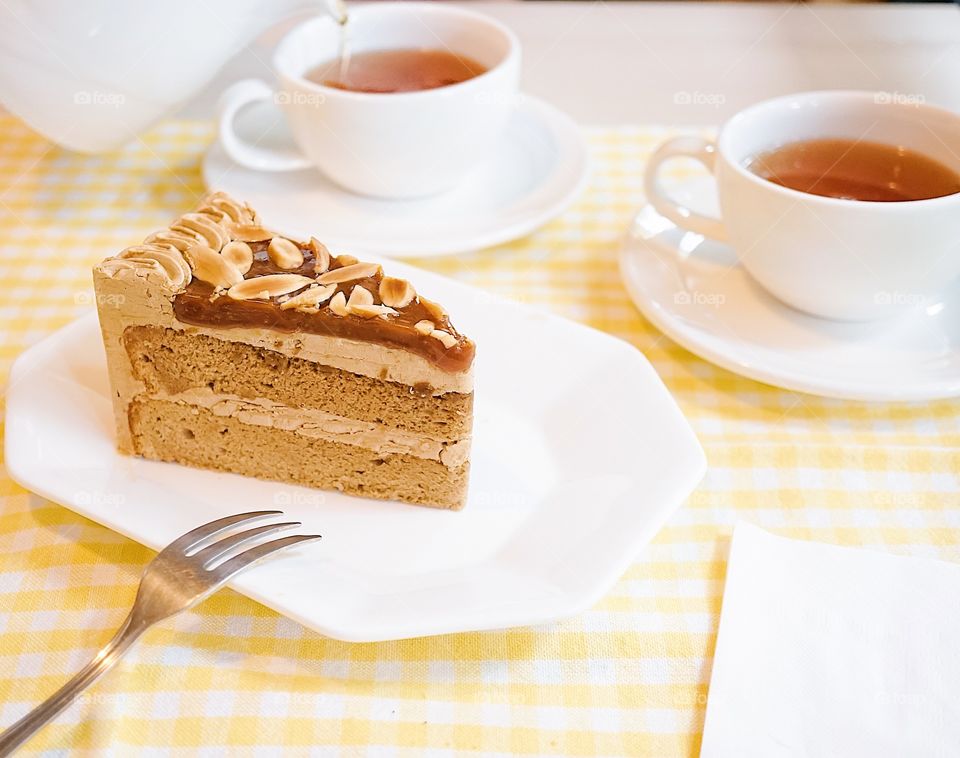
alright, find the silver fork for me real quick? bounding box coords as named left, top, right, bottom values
left=0, top=510, right=320, bottom=756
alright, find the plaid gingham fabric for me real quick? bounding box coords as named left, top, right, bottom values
left=0, top=115, right=958, bottom=756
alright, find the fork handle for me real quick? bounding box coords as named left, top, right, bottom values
left=0, top=614, right=146, bottom=756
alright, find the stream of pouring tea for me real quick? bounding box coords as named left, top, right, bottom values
left=328, top=0, right=351, bottom=82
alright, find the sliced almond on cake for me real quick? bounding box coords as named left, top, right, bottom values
left=316, top=262, right=381, bottom=285
left=430, top=329, right=459, bottom=349
left=350, top=304, right=399, bottom=319
left=228, top=274, right=313, bottom=300
left=379, top=277, right=416, bottom=308
left=414, top=320, right=435, bottom=335
left=328, top=290, right=349, bottom=316
left=421, top=298, right=448, bottom=322
left=267, top=237, right=304, bottom=269
left=347, top=285, right=375, bottom=308
left=309, top=237, right=331, bottom=273
left=347, top=285, right=398, bottom=318
left=221, top=241, right=254, bottom=274
left=280, top=283, right=337, bottom=311
left=227, top=222, right=276, bottom=242
left=184, top=244, right=244, bottom=289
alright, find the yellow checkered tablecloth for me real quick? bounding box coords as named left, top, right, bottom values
left=0, top=114, right=958, bottom=757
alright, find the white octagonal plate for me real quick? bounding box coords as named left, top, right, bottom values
left=6, top=261, right=704, bottom=642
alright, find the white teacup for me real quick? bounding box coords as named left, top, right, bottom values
left=218, top=2, right=521, bottom=199
left=644, top=91, right=960, bottom=321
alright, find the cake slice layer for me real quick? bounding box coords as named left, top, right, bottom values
left=124, top=326, right=472, bottom=439
left=129, top=399, right=470, bottom=509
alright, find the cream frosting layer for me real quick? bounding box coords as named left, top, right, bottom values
left=148, top=387, right=470, bottom=468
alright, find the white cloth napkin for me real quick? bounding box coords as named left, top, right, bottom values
left=700, top=523, right=960, bottom=758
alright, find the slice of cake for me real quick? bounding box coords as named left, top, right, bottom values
left=93, top=193, right=474, bottom=509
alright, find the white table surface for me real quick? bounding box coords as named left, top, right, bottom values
left=181, top=1, right=960, bottom=127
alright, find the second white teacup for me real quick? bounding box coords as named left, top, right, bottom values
left=218, top=2, right=521, bottom=199
left=644, top=91, right=960, bottom=321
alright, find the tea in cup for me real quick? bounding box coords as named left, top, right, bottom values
left=644, top=91, right=960, bottom=321
left=218, top=2, right=521, bottom=199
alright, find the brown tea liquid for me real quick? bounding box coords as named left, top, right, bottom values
left=306, top=48, right=487, bottom=94
left=746, top=138, right=960, bottom=202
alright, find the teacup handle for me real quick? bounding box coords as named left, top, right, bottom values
left=217, top=79, right=313, bottom=172
left=643, top=136, right=727, bottom=242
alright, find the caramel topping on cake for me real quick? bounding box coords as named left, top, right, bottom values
left=94, top=192, right=475, bottom=373
left=172, top=240, right=475, bottom=373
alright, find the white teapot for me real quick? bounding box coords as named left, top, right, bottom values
left=0, top=0, right=328, bottom=152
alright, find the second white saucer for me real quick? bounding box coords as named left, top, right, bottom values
left=619, top=176, right=960, bottom=402
left=202, top=95, right=588, bottom=258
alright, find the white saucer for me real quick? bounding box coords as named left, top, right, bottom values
left=202, top=96, right=588, bottom=258
left=6, top=260, right=704, bottom=642
left=620, top=176, right=960, bottom=402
